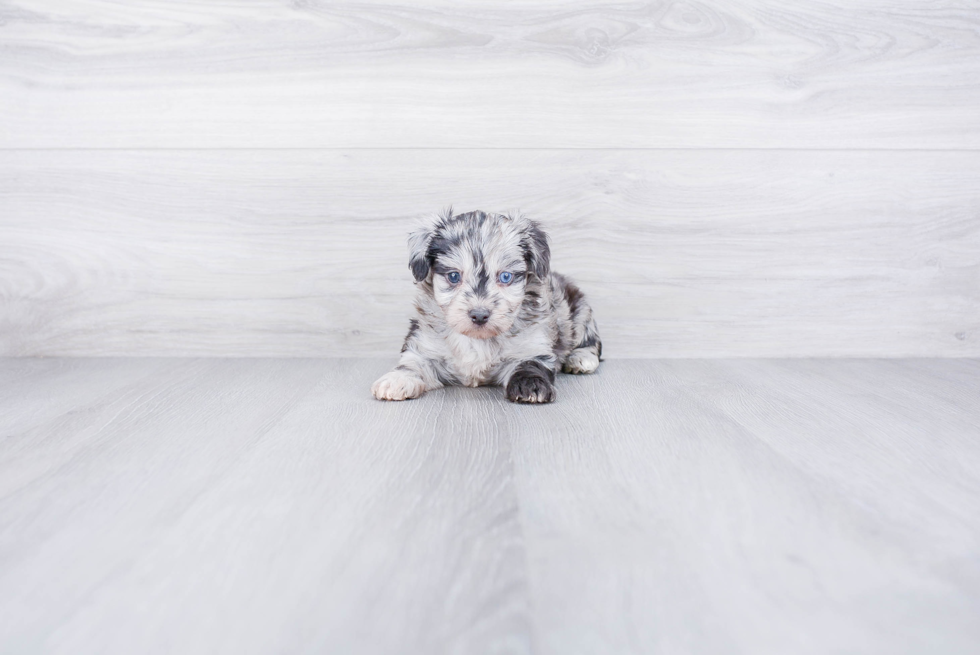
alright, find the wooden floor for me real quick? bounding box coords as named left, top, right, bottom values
left=1, top=358, right=978, bottom=654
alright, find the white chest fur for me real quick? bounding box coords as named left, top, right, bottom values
left=444, top=333, right=503, bottom=387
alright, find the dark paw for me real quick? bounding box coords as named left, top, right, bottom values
left=506, top=367, right=556, bottom=404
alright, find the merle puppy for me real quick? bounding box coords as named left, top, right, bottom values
left=372, top=210, right=601, bottom=403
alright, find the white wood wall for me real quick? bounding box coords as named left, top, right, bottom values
left=1, top=1, right=978, bottom=357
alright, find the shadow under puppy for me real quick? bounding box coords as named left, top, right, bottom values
left=372, top=210, right=601, bottom=403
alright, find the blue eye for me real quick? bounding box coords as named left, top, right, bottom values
left=498, top=271, right=513, bottom=285
left=446, top=271, right=461, bottom=284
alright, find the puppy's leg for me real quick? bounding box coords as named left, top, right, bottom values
left=560, top=286, right=602, bottom=375
left=563, top=349, right=599, bottom=374
left=504, top=359, right=557, bottom=404
left=372, top=321, right=444, bottom=401
left=372, top=365, right=433, bottom=401
left=373, top=351, right=445, bottom=401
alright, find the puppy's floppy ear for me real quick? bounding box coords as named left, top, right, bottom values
left=408, top=207, right=453, bottom=282
left=408, top=225, right=434, bottom=282
left=518, top=216, right=551, bottom=280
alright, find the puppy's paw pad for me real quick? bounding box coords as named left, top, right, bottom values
left=372, top=370, right=426, bottom=401
left=506, top=374, right=556, bottom=404
left=562, top=350, right=600, bottom=374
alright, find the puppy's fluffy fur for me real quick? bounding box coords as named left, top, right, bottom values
left=372, top=210, right=601, bottom=403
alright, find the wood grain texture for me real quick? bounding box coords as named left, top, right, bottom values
left=2, top=149, right=977, bottom=357
left=1, top=1, right=979, bottom=148
left=505, top=358, right=980, bottom=654
left=1, top=358, right=978, bottom=654
left=0, top=358, right=531, bottom=655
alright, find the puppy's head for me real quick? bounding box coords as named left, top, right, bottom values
left=408, top=210, right=550, bottom=339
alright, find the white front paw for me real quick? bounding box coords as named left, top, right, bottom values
left=372, top=369, right=426, bottom=401
left=562, top=350, right=600, bottom=374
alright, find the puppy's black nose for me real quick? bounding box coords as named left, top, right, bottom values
left=469, top=308, right=491, bottom=326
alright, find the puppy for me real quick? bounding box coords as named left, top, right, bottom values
left=372, top=209, right=601, bottom=404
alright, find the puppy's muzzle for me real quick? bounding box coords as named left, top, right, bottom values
left=468, top=308, right=491, bottom=326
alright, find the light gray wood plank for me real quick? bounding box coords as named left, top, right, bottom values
left=2, top=149, right=977, bottom=357
left=0, top=358, right=530, bottom=654
left=0, top=358, right=179, bottom=497
left=1, top=358, right=978, bottom=654
left=505, top=359, right=980, bottom=654
left=1, top=1, right=979, bottom=148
